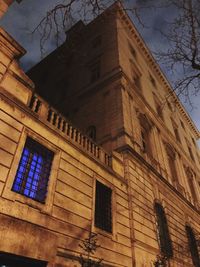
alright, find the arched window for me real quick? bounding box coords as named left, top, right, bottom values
left=185, top=225, right=200, bottom=267
left=154, top=202, right=173, bottom=258
left=86, top=125, right=96, bottom=141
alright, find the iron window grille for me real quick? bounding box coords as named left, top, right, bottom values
left=154, top=203, right=173, bottom=259
left=12, top=137, right=54, bottom=203
left=95, top=180, right=112, bottom=233
left=185, top=225, right=200, bottom=267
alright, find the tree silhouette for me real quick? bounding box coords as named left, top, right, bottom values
left=79, top=231, right=102, bottom=267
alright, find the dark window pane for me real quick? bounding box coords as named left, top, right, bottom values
left=12, top=137, right=54, bottom=203
left=95, top=180, right=112, bottom=233
left=154, top=203, right=173, bottom=258
left=0, top=252, right=47, bottom=267
left=185, top=225, right=200, bottom=267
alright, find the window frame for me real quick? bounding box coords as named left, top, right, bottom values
left=11, top=137, right=54, bottom=203
left=154, top=202, right=173, bottom=259
left=185, top=225, right=200, bottom=267
left=2, top=130, right=59, bottom=213
left=92, top=177, right=116, bottom=238
left=94, top=180, right=112, bottom=233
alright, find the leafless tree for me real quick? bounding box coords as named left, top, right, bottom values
left=31, top=0, right=155, bottom=53
left=152, top=0, right=200, bottom=105
left=31, top=0, right=200, bottom=104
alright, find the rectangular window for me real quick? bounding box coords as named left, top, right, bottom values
left=185, top=225, right=200, bottom=267
left=90, top=61, right=100, bottom=82
left=92, top=35, right=102, bottom=49
left=95, top=180, right=112, bottom=233
left=0, top=252, right=47, bottom=267
left=154, top=203, right=173, bottom=258
left=12, top=137, right=54, bottom=203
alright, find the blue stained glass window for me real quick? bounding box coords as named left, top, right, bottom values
left=12, top=137, right=54, bottom=203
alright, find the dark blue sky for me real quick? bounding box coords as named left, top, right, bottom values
left=1, top=0, right=199, bottom=136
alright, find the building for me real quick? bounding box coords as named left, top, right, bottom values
left=0, top=1, right=200, bottom=266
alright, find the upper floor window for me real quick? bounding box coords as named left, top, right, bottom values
left=12, top=137, right=54, bottom=203
left=95, top=180, right=112, bottom=233
left=149, top=73, right=157, bottom=88
left=90, top=60, right=101, bottom=83
left=185, top=167, right=198, bottom=203
left=155, top=102, right=163, bottom=120
left=139, top=113, right=152, bottom=156
left=174, top=127, right=181, bottom=143
left=86, top=125, right=96, bottom=141
left=92, top=35, right=102, bottom=49
left=128, top=41, right=137, bottom=59
left=187, top=142, right=195, bottom=161
left=165, top=143, right=178, bottom=183
left=141, top=128, right=152, bottom=156
left=185, top=225, right=200, bottom=267
left=154, top=202, right=173, bottom=259
left=180, top=120, right=185, bottom=130
left=171, top=120, right=181, bottom=143
left=130, top=60, right=141, bottom=91
left=192, top=137, right=196, bottom=146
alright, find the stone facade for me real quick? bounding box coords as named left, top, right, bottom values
left=0, top=2, right=200, bottom=267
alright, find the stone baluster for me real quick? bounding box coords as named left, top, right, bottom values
left=68, top=125, right=73, bottom=138
left=82, top=136, right=86, bottom=148
left=47, top=109, right=54, bottom=124
left=77, top=132, right=81, bottom=144
left=30, top=96, right=39, bottom=112
left=61, top=120, right=67, bottom=133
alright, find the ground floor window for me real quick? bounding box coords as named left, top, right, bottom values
left=0, top=253, right=47, bottom=267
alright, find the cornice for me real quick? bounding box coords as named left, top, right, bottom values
left=0, top=27, right=26, bottom=59
left=114, top=2, right=200, bottom=139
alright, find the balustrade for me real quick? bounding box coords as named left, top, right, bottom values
left=29, top=93, right=111, bottom=167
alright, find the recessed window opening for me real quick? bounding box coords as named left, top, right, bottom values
left=12, top=137, right=54, bottom=203
left=95, top=180, right=112, bottom=233
left=154, top=202, right=173, bottom=259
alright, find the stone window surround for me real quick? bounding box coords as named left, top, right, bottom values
left=91, top=175, right=116, bottom=240
left=2, top=128, right=60, bottom=214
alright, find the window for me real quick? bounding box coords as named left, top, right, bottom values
left=128, top=41, right=137, bottom=59
left=130, top=60, right=141, bottom=91
left=180, top=120, right=185, bottom=130
left=12, top=137, right=54, bottom=203
left=139, top=113, right=152, bottom=156
left=133, top=74, right=141, bottom=90
left=174, top=127, right=181, bottom=142
left=171, top=120, right=181, bottom=142
left=192, top=137, right=196, bottom=146
left=0, top=252, right=47, bottom=267
left=141, top=128, right=151, bottom=155
left=155, top=102, right=163, bottom=120
left=86, top=125, right=96, bottom=141
left=188, top=144, right=195, bottom=161
left=165, top=143, right=178, bottom=182
left=95, top=180, right=112, bottom=233
left=185, top=225, right=200, bottom=267
left=92, top=35, right=101, bottom=48
left=149, top=73, right=157, bottom=88
left=185, top=167, right=198, bottom=203
left=154, top=203, right=173, bottom=258
left=90, top=61, right=100, bottom=82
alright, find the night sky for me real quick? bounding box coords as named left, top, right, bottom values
left=1, top=0, right=200, bottom=140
